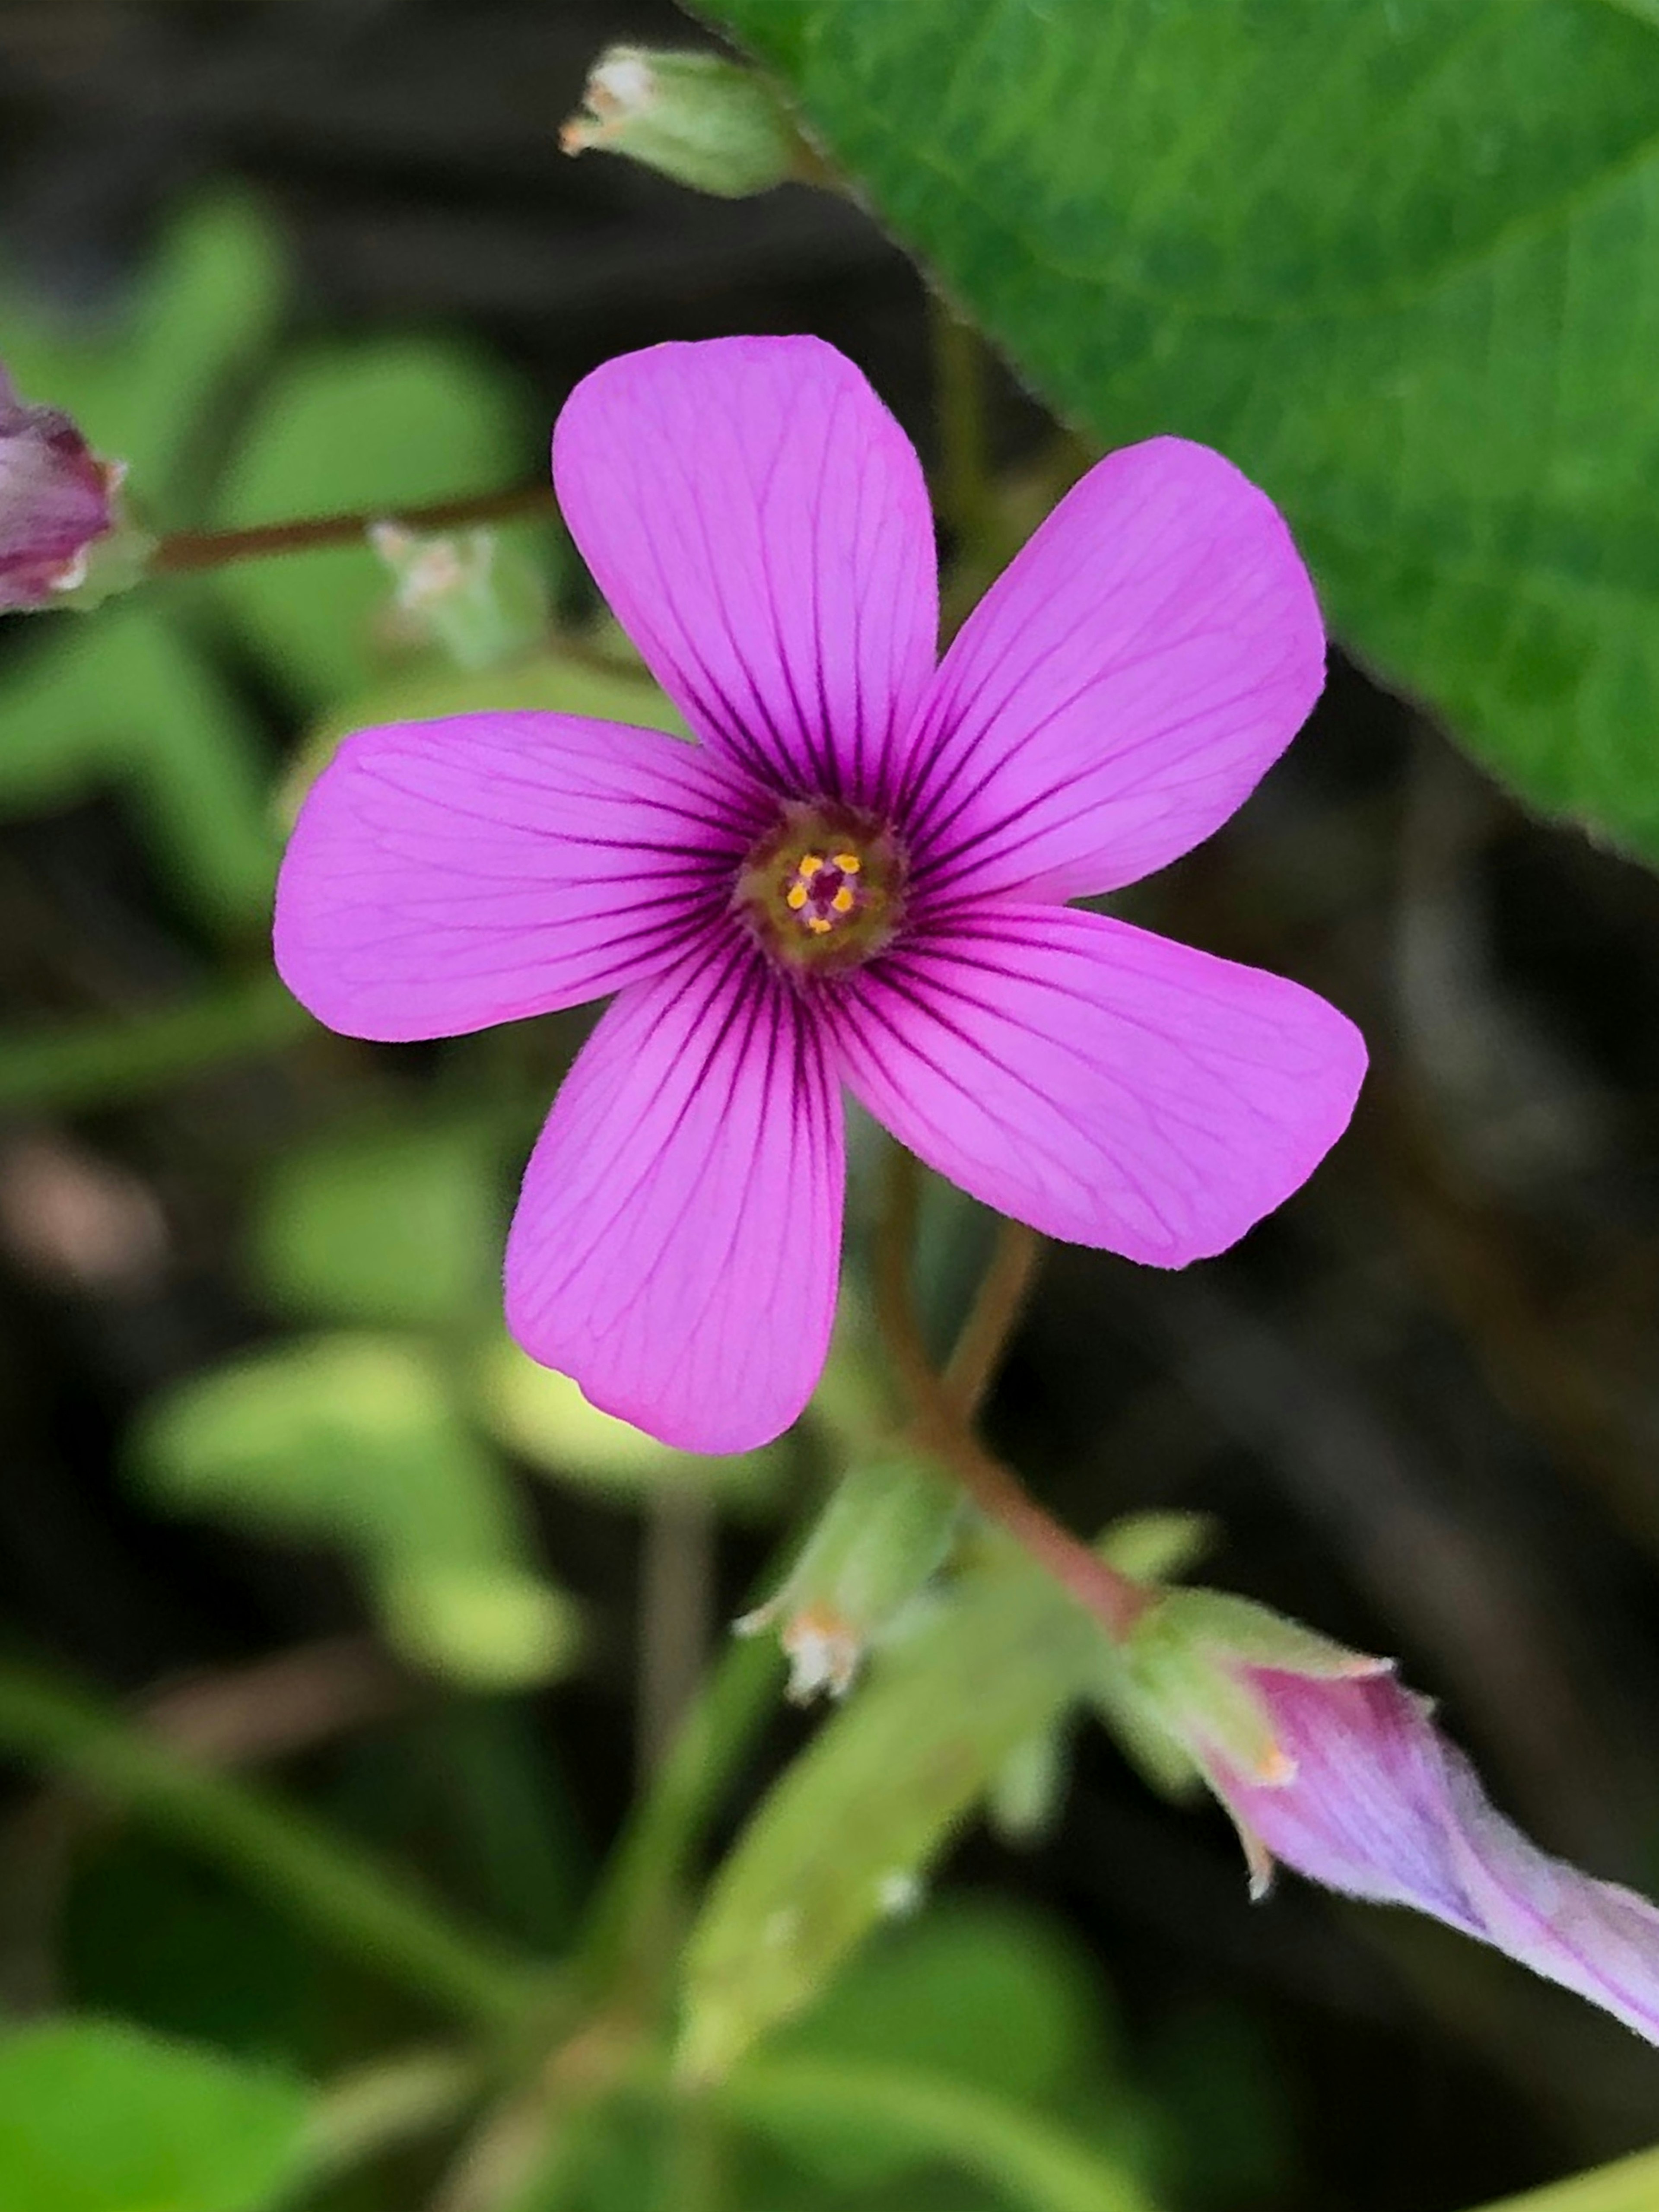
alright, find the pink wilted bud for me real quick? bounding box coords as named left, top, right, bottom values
left=0, top=368, right=121, bottom=611
left=1205, top=1641, right=1659, bottom=2042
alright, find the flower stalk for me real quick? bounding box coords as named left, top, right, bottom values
left=874, top=1144, right=1150, bottom=1642
left=150, top=483, right=556, bottom=576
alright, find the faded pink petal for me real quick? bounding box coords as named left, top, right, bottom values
left=899, top=439, right=1325, bottom=905
left=0, top=367, right=114, bottom=609
left=553, top=336, right=938, bottom=807
left=275, top=712, right=771, bottom=1042
left=504, top=943, right=844, bottom=1453
left=825, top=906, right=1364, bottom=1264
left=1217, top=1670, right=1659, bottom=2044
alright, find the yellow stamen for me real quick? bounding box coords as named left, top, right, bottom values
left=797, top=853, right=824, bottom=878
left=806, top=915, right=833, bottom=935
left=830, top=886, right=855, bottom=914
left=785, top=884, right=808, bottom=910
left=832, top=852, right=861, bottom=874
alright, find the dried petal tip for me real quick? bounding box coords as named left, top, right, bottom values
left=559, top=46, right=816, bottom=198
left=736, top=1457, right=960, bottom=1702
left=369, top=521, right=545, bottom=671
left=0, top=370, right=142, bottom=613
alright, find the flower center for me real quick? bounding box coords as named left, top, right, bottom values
left=734, top=801, right=905, bottom=975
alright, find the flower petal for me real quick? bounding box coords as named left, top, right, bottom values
left=826, top=905, right=1363, bottom=1264
left=504, top=940, right=844, bottom=1453
left=275, top=712, right=770, bottom=1042
left=553, top=336, right=938, bottom=807
left=898, top=438, right=1325, bottom=904
left=1219, top=1670, right=1659, bottom=2045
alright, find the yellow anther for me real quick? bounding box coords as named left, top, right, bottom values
left=832, top=852, right=861, bottom=874
left=785, top=884, right=809, bottom=910
left=806, top=915, right=833, bottom=935
left=830, top=886, right=855, bottom=914
left=797, top=853, right=824, bottom=879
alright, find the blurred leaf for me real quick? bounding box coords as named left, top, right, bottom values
left=0, top=2017, right=311, bottom=2212
left=280, top=645, right=690, bottom=826
left=707, top=0, right=1659, bottom=867
left=0, top=610, right=276, bottom=928
left=764, top=1896, right=1116, bottom=2187
left=132, top=1334, right=576, bottom=1688
left=0, top=197, right=286, bottom=511
left=728, top=2054, right=1157, bottom=2212
left=475, top=1337, right=782, bottom=1512
left=213, top=340, right=528, bottom=702
left=677, top=1543, right=1107, bottom=2079
left=249, top=1118, right=505, bottom=1329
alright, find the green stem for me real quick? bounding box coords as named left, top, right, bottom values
left=0, top=975, right=308, bottom=1113
left=0, top=1665, right=546, bottom=2031
left=929, top=291, right=994, bottom=546
left=577, top=1630, right=782, bottom=2001
left=151, top=484, right=557, bottom=575
left=306, top=2048, right=483, bottom=2185
left=724, top=2054, right=1156, bottom=2212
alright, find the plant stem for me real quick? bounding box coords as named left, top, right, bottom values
left=876, top=1147, right=1149, bottom=1641
left=151, top=484, right=557, bottom=575
left=944, top=1213, right=1043, bottom=1422
left=578, top=1631, right=782, bottom=2000
left=0, top=1664, right=547, bottom=2031
left=306, top=2048, right=483, bottom=2184
left=928, top=291, right=993, bottom=547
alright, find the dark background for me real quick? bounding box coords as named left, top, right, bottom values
left=5, top=3, right=1659, bottom=2206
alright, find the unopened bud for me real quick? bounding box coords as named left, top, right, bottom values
left=369, top=521, right=546, bottom=671
left=1093, top=1585, right=1388, bottom=1833
left=737, top=1456, right=960, bottom=1701
left=560, top=46, right=817, bottom=199
left=0, top=369, right=146, bottom=612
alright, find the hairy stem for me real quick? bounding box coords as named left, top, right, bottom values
left=876, top=1147, right=1148, bottom=1641
left=151, top=483, right=557, bottom=575
left=944, top=1213, right=1043, bottom=1422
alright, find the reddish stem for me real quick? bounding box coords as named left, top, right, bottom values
left=150, top=483, right=557, bottom=575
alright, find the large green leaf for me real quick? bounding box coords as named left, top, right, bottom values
left=0, top=2018, right=311, bottom=2212
left=700, top=0, right=1659, bottom=864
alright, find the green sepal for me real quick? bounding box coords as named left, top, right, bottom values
left=561, top=46, right=817, bottom=197
left=738, top=1455, right=962, bottom=1699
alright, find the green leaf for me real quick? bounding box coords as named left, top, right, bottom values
left=0, top=197, right=286, bottom=512
left=0, top=2018, right=311, bottom=2212
left=131, top=1334, right=577, bottom=1688
left=1456, top=2142, right=1659, bottom=2212
left=248, top=1117, right=505, bottom=1329
left=764, top=1897, right=1116, bottom=2187
left=701, top=0, right=1659, bottom=866
left=727, top=2055, right=1157, bottom=2212
left=677, top=1543, right=1106, bottom=2080
left=474, top=1336, right=782, bottom=1511
left=213, top=339, right=528, bottom=702
left=0, top=610, right=277, bottom=929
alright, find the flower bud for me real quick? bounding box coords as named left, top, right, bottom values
left=1098, top=1586, right=1659, bottom=2044
left=737, top=1456, right=960, bottom=1701
left=369, top=521, right=546, bottom=671
left=0, top=369, right=136, bottom=612
left=560, top=47, right=818, bottom=199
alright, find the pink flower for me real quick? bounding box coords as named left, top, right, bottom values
left=0, top=368, right=117, bottom=610
left=1214, top=1668, right=1659, bottom=2042
left=275, top=337, right=1365, bottom=1451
